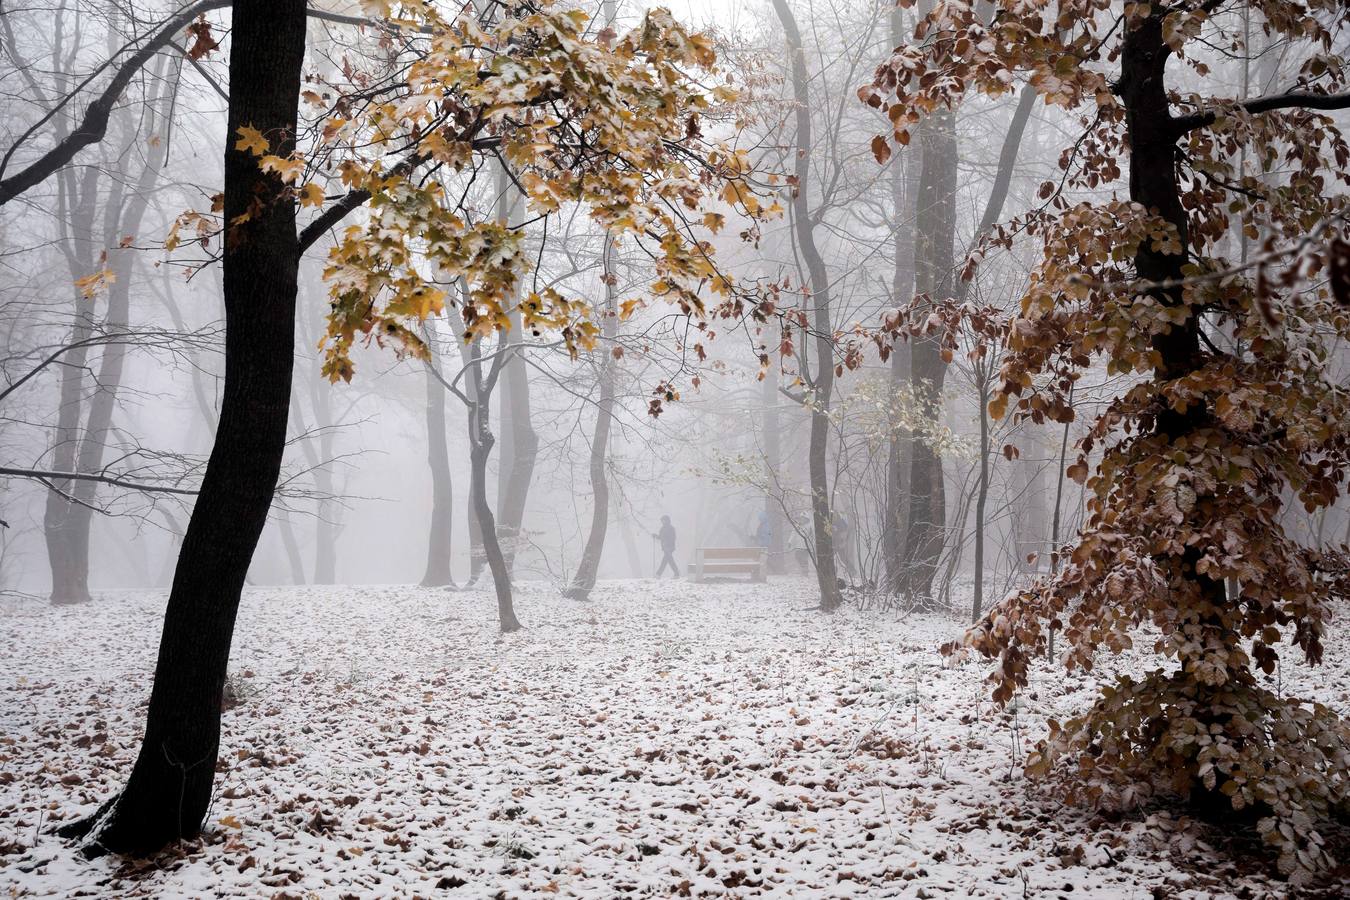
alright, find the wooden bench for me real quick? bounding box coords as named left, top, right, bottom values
left=691, top=547, right=768, bottom=583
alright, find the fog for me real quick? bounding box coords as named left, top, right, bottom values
left=3, top=0, right=1350, bottom=892
left=0, top=0, right=1098, bottom=600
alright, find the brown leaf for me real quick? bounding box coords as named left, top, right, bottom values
left=870, top=135, right=892, bottom=165
left=185, top=16, right=219, bottom=60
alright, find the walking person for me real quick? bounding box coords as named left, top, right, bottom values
left=754, top=510, right=772, bottom=549
left=653, top=515, right=680, bottom=578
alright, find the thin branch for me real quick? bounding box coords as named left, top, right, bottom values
left=0, top=466, right=199, bottom=495
left=0, top=0, right=231, bottom=206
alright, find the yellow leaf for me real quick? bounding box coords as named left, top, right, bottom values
left=219, top=815, right=242, bottom=830
left=260, top=154, right=305, bottom=183
left=73, top=269, right=115, bottom=299
left=300, top=182, right=326, bottom=208
left=619, top=298, right=643, bottom=320
left=235, top=125, right=269, bottom=157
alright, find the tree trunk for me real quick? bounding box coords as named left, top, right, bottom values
left=762, top=365, right=786, bottom=574
left=883, top=3, right=919, bottom=596
left=493, top=166, right=536, bottom=573
left=772, top=0, right=842, bottom=612
left=60, top=0, right=307, bottom=855
left=44, top=166, right=100, bottom=606
left=495, top=308, right=537, bottom=572
left=901, top=107, right=958, bottom=603
left=62, top=108, right=167, bottom=598
left=44, top=60, right=173, bottom=604
left=466, top=342, right=521, bottom=631
left=1119, top=13, right=1228, bottom=622
left=564, top=235, right=617, bottom=601
left=615, top=497, right=645, bottom=578
left=453, top=335, right=486, bottom=586
left=1047, top=384, right=1073, bottom=660
left=309, top=372, right=339, bottom=584
left=421, top=365, right=455, bottom=587
left=972, top=360, right=990, bottom=622
left=278, top=511, right=307, bottom=584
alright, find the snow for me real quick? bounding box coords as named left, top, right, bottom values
left=1, top=578, right=1346, bottom=898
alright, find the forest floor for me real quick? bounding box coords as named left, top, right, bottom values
left=1, top=577, right=1348, bottom=899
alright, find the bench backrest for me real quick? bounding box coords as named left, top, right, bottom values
left=697, top=547, right=766, bottom=560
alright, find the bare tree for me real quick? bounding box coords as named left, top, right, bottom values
left=771, top=0, right=843, bottom=612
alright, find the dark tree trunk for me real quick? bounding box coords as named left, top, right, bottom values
left=466, top=342, right=521, bottom=631
left=773, top=0, right=842, bottom=612
left=60, top=0, right=307, bottom=855
left=1119, top=14, right=1228, bottom=620
left=456, top=336, right=486, bottom=586
left=901, top=108, right=958, bottom=603
left=422, top=366, right=455, bottom=587
left=565, top=236, right=617, bottom=601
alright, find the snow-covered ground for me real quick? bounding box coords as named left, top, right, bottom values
left=0, top=578, right=1346, bottom=898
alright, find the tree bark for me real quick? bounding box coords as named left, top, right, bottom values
left=772, top=0, right=842, bottom=612
left=900, top=108, right=958, bottom=603
left=1118, top=11, right=1228, bottom=650
left=60, top=0, right=307, bottom=855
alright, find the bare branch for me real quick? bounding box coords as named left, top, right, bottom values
left=0, top=466, right=199, bottom=495
left=1172, top=90, right=1350, bottom=134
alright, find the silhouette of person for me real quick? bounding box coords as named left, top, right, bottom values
left=653, top=515, right=679, bottom=577
left=754, top=510, right=772, bottom=548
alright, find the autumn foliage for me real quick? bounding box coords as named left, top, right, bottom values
left=304, top=0, right=771, bottom=384
left=866, top=0, right=1350, bottom=881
